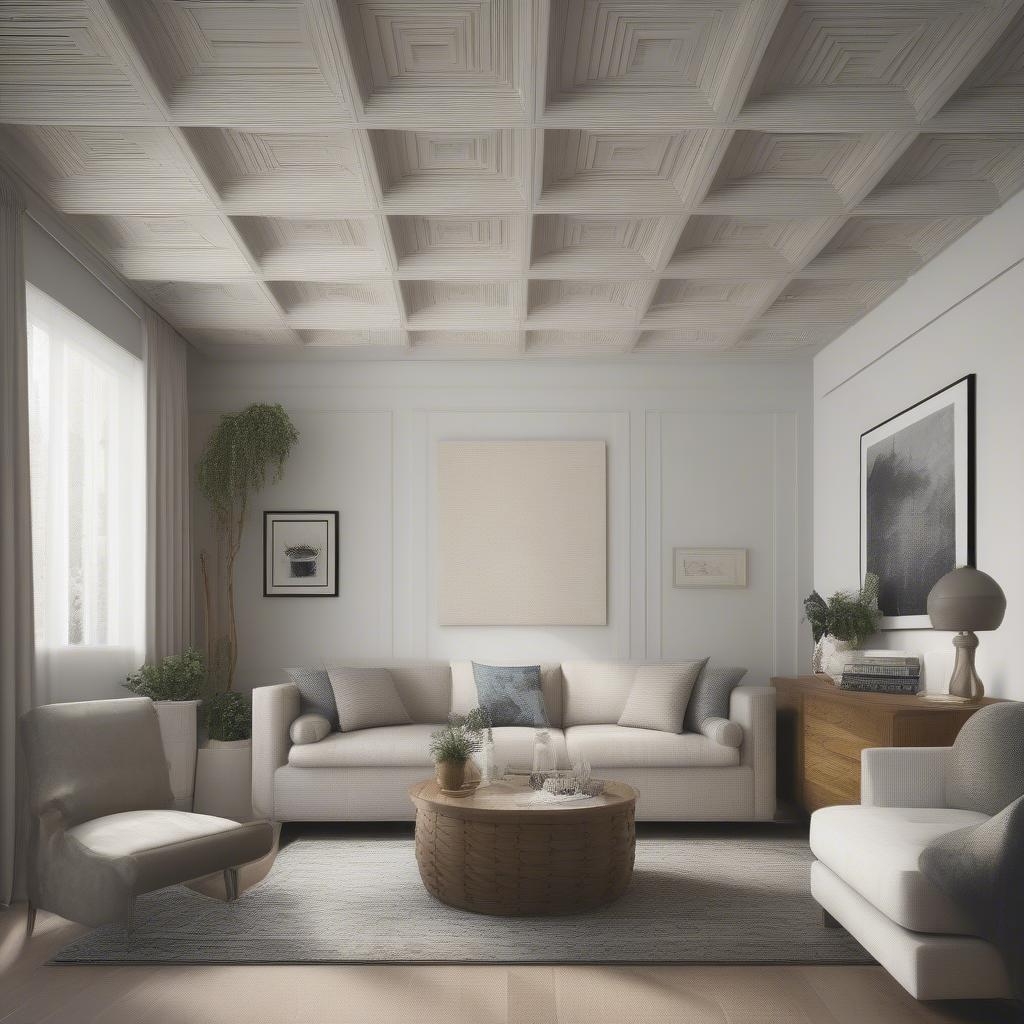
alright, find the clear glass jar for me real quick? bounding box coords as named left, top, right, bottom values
left=532, top=729, right=556, bottom=774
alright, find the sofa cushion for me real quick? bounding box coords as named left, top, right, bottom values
left=618, top=660, right=706, bottom=733
left=946, top=703, right=1024, bottom=816
left=288, top=724, right=439, bottom=768
left=286, top=667, right=337, bottom=728
left=289, top=713, right=331, bottom=746
left=564, top=724, right=740, bottom=769
left=322, top=663, right=451, bottom=724
left=684, top=665, right=748, bottom=733
left=810, top=804, right=989, bottom=935
left=327, top=667, right=412, bottom=732
left=561, top=662, right=636, bottom=726
left=451, top=661, right=563, bottom=727
left=490, top=726, right=569, bottom=770
left=472, top=663, right=548, bottom=727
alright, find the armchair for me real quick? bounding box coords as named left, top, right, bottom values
left=809, top=743, right=1012, bottom=1001
left=19, top=697, right=274, bottom=932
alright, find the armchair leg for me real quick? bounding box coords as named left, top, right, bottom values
left=26, top=901, right=36, bottom=937
left=822, top=908, right=841, bottom=929
left=224, top=867, right=239, bottom=903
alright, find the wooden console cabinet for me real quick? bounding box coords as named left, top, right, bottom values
left=772, top=675, right=998, bottom=815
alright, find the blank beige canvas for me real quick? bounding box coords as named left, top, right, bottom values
left=438, top=440, right=607, bottom=626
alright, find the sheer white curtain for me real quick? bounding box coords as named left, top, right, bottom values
left=145, top=307, right=192, bottom=661
left=26, top=285, right=145, bottom=704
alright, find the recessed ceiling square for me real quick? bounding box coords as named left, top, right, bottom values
left=233, top=217, right=388, bottom=278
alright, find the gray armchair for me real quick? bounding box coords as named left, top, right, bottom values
left=19, top=697, right=274, bottom=932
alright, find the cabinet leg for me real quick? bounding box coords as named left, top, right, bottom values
left=224, top=867, right=239, bottom=903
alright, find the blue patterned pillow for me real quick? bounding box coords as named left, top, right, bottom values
left=286, top=667, right=337, bottom=729
left=472, top=663, right=549, bottom=728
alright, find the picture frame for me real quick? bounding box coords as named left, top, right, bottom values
left=263, top=510, right=339, bottom=597
left=673, top=548, right=747, bottom=588
left=860, top=375, right=974, bottom=630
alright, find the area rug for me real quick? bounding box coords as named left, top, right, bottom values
left=53, top=829, right=872, bottom=965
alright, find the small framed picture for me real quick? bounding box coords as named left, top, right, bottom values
left=263, top=511, right=339, bottom=597
left=673, top=548, right=747, bottom=588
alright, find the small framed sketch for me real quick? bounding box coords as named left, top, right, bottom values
left=263, top=511, right=338, bottom=597
left=673, top=548, right=748, bottom=588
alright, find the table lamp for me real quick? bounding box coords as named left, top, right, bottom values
left=927, top=567, right=1006, bottom=700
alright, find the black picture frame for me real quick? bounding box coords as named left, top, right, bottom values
left=859, top=374, right=975, bottom=629
left=263, top=510, right=339, bottom=597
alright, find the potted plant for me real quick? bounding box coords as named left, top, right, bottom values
left=804, top=573, right=882, bottom=680
left=193, top=691, right=254, bottom=822
left=429, top=711, right=485, bottom=792
left=125, top=647, right=206, bottom=809
left=197, top=402, right=299, bottom=690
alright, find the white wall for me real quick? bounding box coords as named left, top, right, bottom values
left=814, top=191, right=1024, bottom=700
left=190, top=358, right=813, bottom=692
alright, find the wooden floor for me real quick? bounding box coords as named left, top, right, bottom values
left=1, top=903, right=1020, bottom=1024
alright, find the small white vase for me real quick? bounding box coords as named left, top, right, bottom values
left=193, top=739, right=253, bottom=822
left=818, top=636, right=857, bottom=682
left=155, top=700, right=200, bottom=811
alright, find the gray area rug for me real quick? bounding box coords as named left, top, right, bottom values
left=54, top=828, right=872, bottom=965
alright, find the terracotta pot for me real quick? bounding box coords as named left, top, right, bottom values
left=436, top=760, right=466, bottom=792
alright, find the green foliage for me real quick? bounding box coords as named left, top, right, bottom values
left=804, top=573, right=881, bottom=647
left=204, top=690, right=252, bottom=742
left=125, top=647, right=205, bottom=702
left=196, top=402, right=299, bottom=690
left=429, top=709, right=487, bottom=764
left=196, top=403, right=299, bottom=529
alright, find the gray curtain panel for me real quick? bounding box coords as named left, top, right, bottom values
left=0, top=171, right=35, bottom=906
left=144, top=307, right=192, bottom=661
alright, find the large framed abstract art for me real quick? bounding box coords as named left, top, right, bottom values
left=860, top=375, right=975, bottom=629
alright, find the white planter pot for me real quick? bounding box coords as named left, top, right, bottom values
left=155, top=700, right=200, bottom=811
left=816, top=636, right=858, bottom=682
left=193, top=739, right=254, bottom=822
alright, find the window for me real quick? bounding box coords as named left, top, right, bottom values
left=27, top=284, right=145, bottom=656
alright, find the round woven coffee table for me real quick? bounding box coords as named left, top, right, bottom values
left=408, top=777, right=637, bottom=916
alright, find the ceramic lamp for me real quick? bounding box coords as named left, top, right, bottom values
left=927, top=568, right=1006, bottom=700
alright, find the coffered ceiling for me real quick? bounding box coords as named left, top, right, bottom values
left=2, top=1, right=1023, bottom=359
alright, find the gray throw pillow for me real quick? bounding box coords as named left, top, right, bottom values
left=327, top=666, right=412, bottom=732
left=286, top=667, right=338, bottom=729
left=472, top=663, right=548, bottom=727
left=618, top=661, right=707, bottom=733
left=683, top=664, right=748, bottom=733
left=946, top=703, right=1024, bottom=816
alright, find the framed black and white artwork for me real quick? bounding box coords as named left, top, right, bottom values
left=860, top=375, right=974, bottom=630
left=263, top=511, right=339, bottom=597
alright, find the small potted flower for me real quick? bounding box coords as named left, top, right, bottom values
left=804, top=573, right=882, bottom=680
left=284, top=543, right=319, bottom=579
left=429, top=711, right=485, bottom=793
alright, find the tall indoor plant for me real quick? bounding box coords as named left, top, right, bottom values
left=804, top=573, right=882, bottom=679
left=197, top=403, right=299, bottom=690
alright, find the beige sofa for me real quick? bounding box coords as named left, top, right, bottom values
left=252, top=662, right=775, bottom=822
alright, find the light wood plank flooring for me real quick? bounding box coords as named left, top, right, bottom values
left=1, top=903, right=1020, bottom=1024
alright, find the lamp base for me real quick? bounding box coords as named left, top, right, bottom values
left=948, top=630, right=984, bottom=701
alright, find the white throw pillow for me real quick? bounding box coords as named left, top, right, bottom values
left=327, top=666, right=412, bottom=732
left=290, top=713, right=332, bottom=746
left=617, top=660, right=708, bottom=733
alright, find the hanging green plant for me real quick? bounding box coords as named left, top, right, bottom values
left=197, top=402, right=299, bottom=690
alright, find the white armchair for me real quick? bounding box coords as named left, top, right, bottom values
left=809, top=746, right=1012, bottom=1001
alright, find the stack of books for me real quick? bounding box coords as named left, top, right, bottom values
left=839, top=651, right=921, bottom=694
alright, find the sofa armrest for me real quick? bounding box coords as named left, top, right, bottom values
left=861, top=747, right=950, bottom=808
left=730, top=685, right=776, bottom=819
left=252, top=683, right=300, bottom=820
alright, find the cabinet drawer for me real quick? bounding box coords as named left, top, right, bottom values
left=805, top=694, right=889, bottom=745
left=805, top=715, right=868, bottom=762
left=804, top=738, right=860, bottom=802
